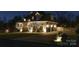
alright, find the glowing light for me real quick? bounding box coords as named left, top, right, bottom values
left=43, top=27, right=46, bottom=32
left=5, top=29, right=9, bottom=33
left=54, top=25, right=57, bottom=28
left=54, top=36, right=62, bottom=42
left=20, top=28, right=23, bottom=32
left=29, top=27, right=33, bottom=32
left=46, top=24, right=49, bottom=28
left=50, top=25, right=53, bottom=27
left=24, top=18, right=26, bottom=21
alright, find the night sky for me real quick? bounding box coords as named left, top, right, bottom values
left=0, top=11, right=79, bottom=22
left=0, top=11, right=29, bottom=22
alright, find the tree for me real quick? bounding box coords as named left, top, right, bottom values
left=8, top=16, right=22, bottom=32
left=75, top=16, right=79, bottom=25
left=0, top=20, right=6, bottom=32
left=58, top=16, right=70, bottom=27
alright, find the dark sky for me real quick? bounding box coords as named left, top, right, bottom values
left=0, top=11, right=29, bottom=22
left=0, top=11, right=79, bottom=22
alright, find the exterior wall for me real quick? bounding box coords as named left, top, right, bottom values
left=16, top=21, right=57, bottom=32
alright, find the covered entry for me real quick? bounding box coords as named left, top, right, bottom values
left=26, top=21, right=57, bottom=32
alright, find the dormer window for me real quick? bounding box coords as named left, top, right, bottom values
left=35, top=12, right=40, bottom=15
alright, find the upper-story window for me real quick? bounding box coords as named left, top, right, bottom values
left=19, top=23, right=23, bottom=27
left=16, top=23, right=23, bottom=29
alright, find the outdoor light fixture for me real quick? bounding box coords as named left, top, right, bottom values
left=50, top=25, right=53, bottom=27
left=43, top=27, right=46, bottom=33
left=5, top=29, right=9, bottom=33
left=46, top=24, right=49, bottom=28
left=24, top=18, right=26, bottom=21
left=29, top=27, right=33, bottom=32
left=54, top=36, right=62, bottom=42
left=54, top=25, right=57, bottom=28
left=20, top=28, right=23, bottom=32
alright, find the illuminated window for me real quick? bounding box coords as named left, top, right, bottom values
left=17, top=24, right=19, bottom=27
left=19, top=23, right=23, bottom=27
left=16, top=23, right=23, bottom=28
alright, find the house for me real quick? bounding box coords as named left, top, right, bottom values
left=16, top=12, right=58, bottom=33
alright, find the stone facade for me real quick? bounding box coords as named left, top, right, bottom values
left=16, top=21, right=57, bottom=32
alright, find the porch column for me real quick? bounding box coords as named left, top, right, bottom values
left=50, top=25, right=53, bottom=32
left=20, top=28, right=23, bottom=32
left=43, top=26, right=46, bottom=32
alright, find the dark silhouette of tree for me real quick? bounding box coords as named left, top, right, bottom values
left=0, top=19, right=6, bottom=32
left=75, top=16, right=79, bottom=34
left=58, top=16, right=69, bottom=27
left=8, top=16, right=22, bottom=32
left=39, top=12, right=51, bottom=21
left=75, top=16, right=79, bottom=25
